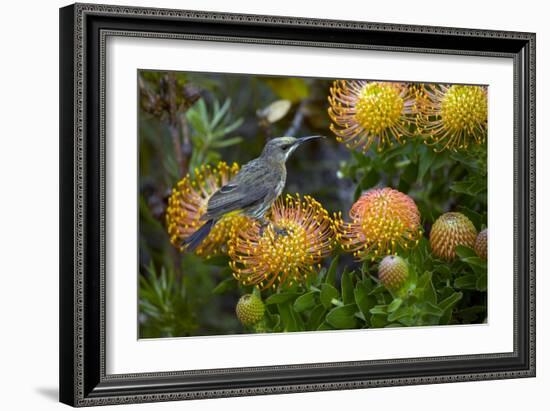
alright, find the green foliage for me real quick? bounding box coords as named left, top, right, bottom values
left=186, top=98, right=244, bottom=171
left=248, top=243, right=470, bottom=332
left=139, top=263, right=197, bottom=338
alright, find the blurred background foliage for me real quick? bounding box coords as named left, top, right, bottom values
left=138, top=70, right=487, bottom=338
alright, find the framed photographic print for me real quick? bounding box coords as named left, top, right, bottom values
left=59, top=3, right=536, bottom=407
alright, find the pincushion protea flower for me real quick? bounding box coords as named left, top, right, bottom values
left=417, top=84, right=488, bottom=151
left=429, top=212, right=477, bottom=261
left=475, top=228, right=488, bottom=260
left=335, top=188, right=422, bottom=260
left=166, top=161, right=246, bottom=256
left=328, top=80, right=418, bottom=152
left=229, top=194, right=334, bottom=290
left=236, top=294, right=265, bottom=326
left=378, top=255, right=409, bottom=290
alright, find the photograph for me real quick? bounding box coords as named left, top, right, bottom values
left=138, top=70, right=489, bottom=338
left=55, top=2, right=537, bottom=407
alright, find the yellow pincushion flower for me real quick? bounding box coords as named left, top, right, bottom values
left=228, top=194, right=334, bottom=290
left=328, top=80, right=418, bottom=152
left=166, top=161, right=246, bottom=256
left=417, top=84, right=488, bottom=151
left=335, top=188, right=422, bottom=260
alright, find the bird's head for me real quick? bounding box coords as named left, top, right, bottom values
left=261, top=135, right=324, bottom=163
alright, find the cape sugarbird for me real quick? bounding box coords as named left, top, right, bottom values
left=182, top=135, right=323, bottom=251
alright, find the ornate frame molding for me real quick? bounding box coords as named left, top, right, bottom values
left=60, top=3, right=535, bottom=407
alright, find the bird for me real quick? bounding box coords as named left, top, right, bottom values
left=182, top=135, right=324, bottom=251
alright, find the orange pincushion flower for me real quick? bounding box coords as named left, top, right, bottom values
left=328, top=80, right=418, bottom=152
left=429, top=212, right=477, bottom=261
left=228, top=194, right=334, bottom=290
left=335, top=188, right=422, bottom=260
left=166, top=161, right=246, bottom=256
left=417, top=84, right=488, bottom=151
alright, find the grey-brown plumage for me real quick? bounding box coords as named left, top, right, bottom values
left=182, top=135, right=323, bottom=251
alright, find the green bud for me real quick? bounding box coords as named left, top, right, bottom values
left=236, top=294, right=265, bottom=326
left=378, top=255, right=409, bottom=290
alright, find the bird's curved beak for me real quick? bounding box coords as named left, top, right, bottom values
left=295, top=135, right=325, bottom=145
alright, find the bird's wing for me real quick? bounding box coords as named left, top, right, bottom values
left=204, top=160, right=272, bottom=218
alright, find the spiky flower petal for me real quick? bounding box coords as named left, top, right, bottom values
left=417, top=84, right=488, bottom=151
left=328, top=80, right=418, bottom=152
left=429, top=212, right=477, bottom=261
left=335, top=188, right=422, bottom=261
left=378, top=255, right=409, bottom=290
left=166, top=161, right=246, bottom=256
left=236, top=294, right=265, bottom=326
left=475, top=228, right=488, bottom=260
left=229, top=194, right=334, bottom=290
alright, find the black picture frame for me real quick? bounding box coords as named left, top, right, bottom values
left=59, top=3, right=536, bottom=407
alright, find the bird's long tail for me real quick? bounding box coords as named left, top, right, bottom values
left=181, top=219, right=214, bottom=252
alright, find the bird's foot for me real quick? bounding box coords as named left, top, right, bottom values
left=273, top=226, right=291, bottom=237
left=257, top=221, right=291, bottom=238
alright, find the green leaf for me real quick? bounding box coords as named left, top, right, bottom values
left=212, top=277, right=237, bottom=294
left=186, top=110, right=207, bottom=136
left=433, top=264, right=451, bottom=278
left=196, top=99, right=208, bottom=122
left=278, top=301, right=303, bottom=332
left=455, top=245, right=477, bottom=259
left=360, top=168, right=379, bottom=189
left=450, top=179, right=486, bottom=196
left=388, top=306, right=416, bottom=322
left=417, top=271, right=432, bottom=289
left=341, top=270, right=355, bottom=305
left=306, top=305, right=326, bottom=330
left=293, top=292, right=317, bottom=313
left=423, top=274, right=437, bottom=304
left=461, top=256, right=487, bottom=268
left=401, top=162, right=418, bottom=184
left=369, top=305, right=388, bottom=315
left=476, top=274, right=488, bottom=291
left=326, top=304, right=358, bottom=329
left=325, top=256, right=339, bottom=286
left=264, top=311, right=281, bottom=330
left=370, top=314, right=388, bottom=328
left=265, top=292, right=299, bottom=305
left=387, top=298, right=403, bottom=313
left=219, top=118, right=244, bottom=136
left=210, top=136, right=243, bottom=148
left=315, top=267, right=327, bottom=286
left=210, top=98, right=230, bottom=129
left=450, top=152, right=484, bottom=172
left=277, top=302, right=296, bottom=331
left=438, top=292, right=463, bottom=312
left=418, top=146, right=436, bottom=181
left=457, top=205, right=484, bottom=229
left=369, top=283, right=387, bottom=296
left=422, top=301, right=444, bottom=316
left=320, top=284, right=339, bottom=309
left=456, top=305, right=486, bottom=323
left=454, top=275, right=478, bottom=290
left=317, top=321, right=334, bottom=331
left=354, top=282, right=376, bottom=317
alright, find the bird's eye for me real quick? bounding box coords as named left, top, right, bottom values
left=282, top=145, right=290, bottom=151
